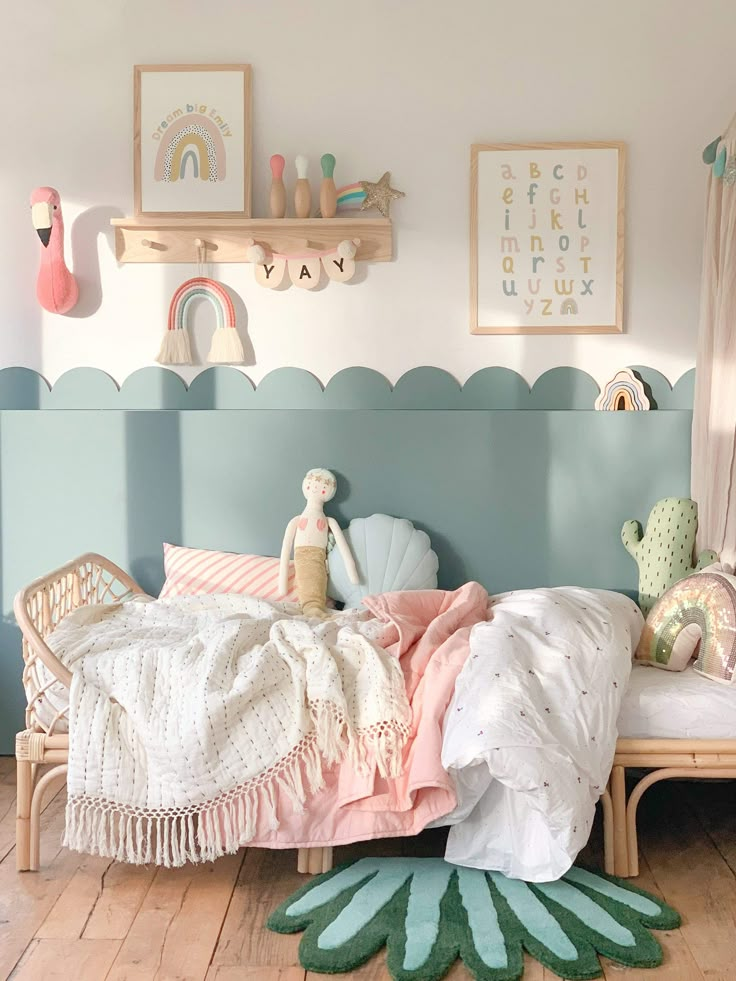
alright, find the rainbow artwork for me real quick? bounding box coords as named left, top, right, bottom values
left=594, top=368, right=650, bottom=411
left=335, top=182, right=367, bottom=212
left=156, top=277, right=245, bottom=365
left=636, top=572, right=736, bottom=684
left=154, top=113, right=227, bottom=184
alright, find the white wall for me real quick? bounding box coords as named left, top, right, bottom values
left=3, top=0, right=734, bottom=388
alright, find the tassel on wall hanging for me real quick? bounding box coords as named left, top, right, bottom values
left=246, top=238, right=358, bottom=290
left=156, top=277, right=246, bottom=365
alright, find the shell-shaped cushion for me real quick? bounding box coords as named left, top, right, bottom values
left=328, top=514, right=439, bottom=608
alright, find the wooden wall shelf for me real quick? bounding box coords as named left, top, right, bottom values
left=111, top=217, right=392, bottom=264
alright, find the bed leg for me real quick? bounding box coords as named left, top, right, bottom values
left=611, top=765, right=629, bottom=877
left=296, top=847, right=334, bottom=875
left=600, top=788, right=614, bottom=875
left=298, top=847, right=326, bottom=874
left=16, top=758, right=33, bottom=872
left=29, top=765, right=67, bottom=872
left=626, top=777, right=648, bottom=878
left=308, top=848, right=323, bottom=875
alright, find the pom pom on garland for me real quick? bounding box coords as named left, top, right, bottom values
left=247, top=243, right=267, bottom=264
left=337, top=238, right=358, bottom=259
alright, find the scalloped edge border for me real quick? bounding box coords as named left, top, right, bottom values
left=0, top=365, right=695, bottom=411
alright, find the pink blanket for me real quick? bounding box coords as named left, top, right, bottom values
left=245, top=582, right=489, bottom=848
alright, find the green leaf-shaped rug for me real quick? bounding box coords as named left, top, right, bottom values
left=268, top=858, right=679, bottom=980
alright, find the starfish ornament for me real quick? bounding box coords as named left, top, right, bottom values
left=359, top=172, right=404, bottom=217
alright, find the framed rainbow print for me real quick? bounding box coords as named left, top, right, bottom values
left=470, top=142, right=625, bottom=334
left=134, top=64, right=252, bottom=217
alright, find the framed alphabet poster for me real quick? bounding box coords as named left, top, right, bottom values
left=134, top=64, right=252, bottom=217
left=470, top=142, right=625, bottom=334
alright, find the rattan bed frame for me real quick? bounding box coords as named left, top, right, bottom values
left=609, top=740, right=736, bottom=876
left=14, top=553, right=734, bottom=878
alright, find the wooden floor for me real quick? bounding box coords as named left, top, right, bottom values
left=1, top=757, right=735, bottom=981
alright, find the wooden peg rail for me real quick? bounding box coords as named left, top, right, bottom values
left=111, top=217, right=392, bottom=264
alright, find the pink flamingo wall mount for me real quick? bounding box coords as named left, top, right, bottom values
left=30, top=186, right=79, bottom=314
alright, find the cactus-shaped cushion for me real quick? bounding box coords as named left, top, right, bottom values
left=636, top=571, right=736, bottom=683
left=621, top=497, right=718, bottom=615
left=328, top=514, right=439, bottom=609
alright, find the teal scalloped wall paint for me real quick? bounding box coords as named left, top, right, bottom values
left=0, top=365, right=695, bottom=411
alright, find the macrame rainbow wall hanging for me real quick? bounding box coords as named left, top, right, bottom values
left=157, top=277, right=245, bottom=365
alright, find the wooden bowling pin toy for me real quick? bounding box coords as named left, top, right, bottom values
left=294, top=154, right=312, bottom=219
left=269, top=154, right=287, bottom=218
left=320, top=153, right=337, bottom=218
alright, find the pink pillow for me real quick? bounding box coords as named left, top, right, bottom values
left=160, top=543, right=298, bottom=602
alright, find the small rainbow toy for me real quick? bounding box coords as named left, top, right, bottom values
left=157, top=277, right=245, bottom=366
left=594, top=368, right=650, bottom=411
left=335, top=182, right=367, bottom=212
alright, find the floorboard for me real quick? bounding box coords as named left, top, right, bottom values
left=36, top=855, right=115, bottom=940
left=106, top=851, right=243, bottom=981
left=212, top=847, right=310, bottom=972
left=81, top=861, right=157, bottom=941
left=638, top=782, right=734, bottom=980
left=0, top=788, right=89, bottom=979
left=9, top=938, right=122, bottom=980
left=206, top=969, right=305, bottom=981
left=683, top=780, right=736, bottom=876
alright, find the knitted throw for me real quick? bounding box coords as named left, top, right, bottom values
left=47, top=594, right=411, bottom=867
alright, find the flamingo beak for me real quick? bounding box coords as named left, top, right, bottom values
left=31, top=202, right=53, bottom=248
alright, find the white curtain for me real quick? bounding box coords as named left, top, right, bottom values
left=692, top=117, right=736, bottom=566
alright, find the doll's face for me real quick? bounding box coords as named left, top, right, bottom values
left=302, top=469, right=336, bottom=503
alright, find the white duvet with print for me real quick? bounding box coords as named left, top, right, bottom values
left=440, top=587, right=644, bottom=881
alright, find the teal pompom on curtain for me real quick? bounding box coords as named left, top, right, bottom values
left=702, top=132, right=736, bottom=184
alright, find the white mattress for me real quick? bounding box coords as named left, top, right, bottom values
left=618, top=663, right=736, bottom=740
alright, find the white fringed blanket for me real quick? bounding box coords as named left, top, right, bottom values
left=47, top=594, right=411, bottom=866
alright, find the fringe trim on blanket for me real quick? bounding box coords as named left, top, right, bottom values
left=310, top=698, right=409, bottom=780
left=64, top=709, right=411, bottom=868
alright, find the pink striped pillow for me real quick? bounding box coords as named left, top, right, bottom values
left=159, top=543, right=298, bottom=602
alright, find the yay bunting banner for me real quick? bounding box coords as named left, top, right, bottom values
left=246, top=239, right=359, bottom=290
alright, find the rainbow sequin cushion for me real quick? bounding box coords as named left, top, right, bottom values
left=635, top=571, right=736, bottom=684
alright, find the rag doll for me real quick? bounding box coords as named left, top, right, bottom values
left=279, top=468, right=358, bottom=617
